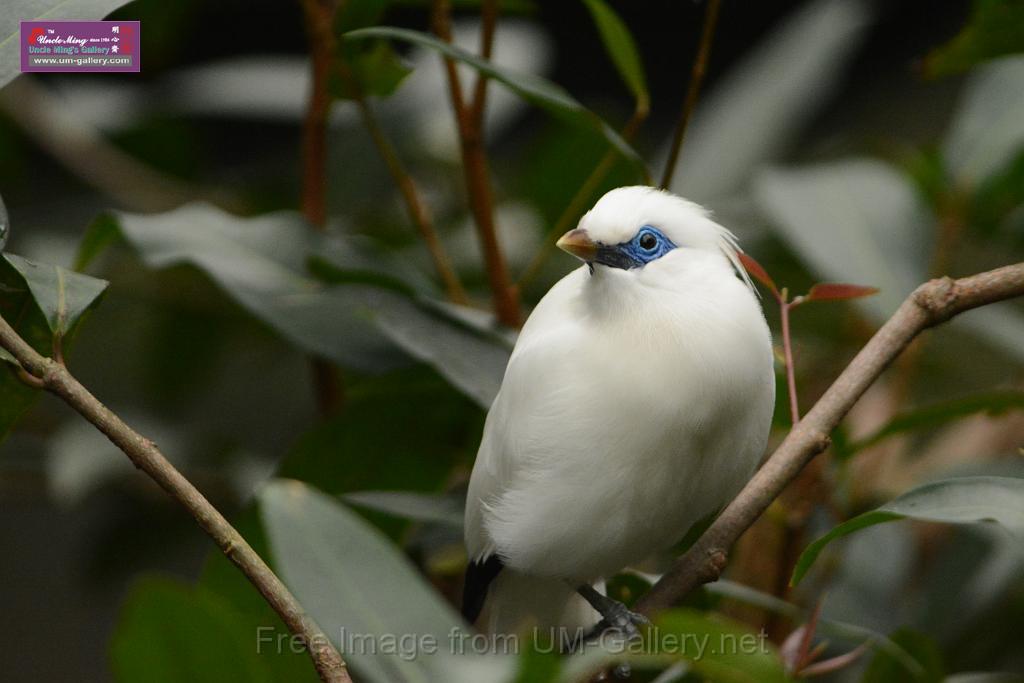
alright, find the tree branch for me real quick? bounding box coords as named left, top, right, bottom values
left=300, top=0, right=338, bottom=230
left=660, top=0, right=721, bottom=190
left=635, top=262, right=1024, bottom=615
left=0, top=314, right=353, bottom=683
left=432, top=0, right=522, bottom=327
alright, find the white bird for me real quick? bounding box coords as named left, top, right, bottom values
left=462, top=186, right=775, bottom=639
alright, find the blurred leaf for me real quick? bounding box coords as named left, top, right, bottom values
left=666, top=0, right=870, bottom=204
left=850, top=391, right=1024, bottom=452
left=925, top=0, right=1024, bottom=78
left=110, top=576, right=274, bottom=683
left=708, top=580, right=925, bottom=678
left=861, top=628, right=944, bottom=683
left=580, top=0, right=648, bottom=111
left=260, top=479, right=512, bottom=683
left=78, top=204, right=410, bottom=372
left=0, top=0, right=135, bottom=90
left=803, top=282, right=880, bottom=303
left=345, top=26, right=645, bottom=170
left=5, top=253, right=109, bottom=337
left=738, top=252, right=779, bottom=296
left=336, top=0, right=390, bottom=32
left=792, top=476, right=1024, bottom=585
left=943, top=56, right=1024, bottom=186
left=559, top=608, right=789, bottom=683
left=755, top=158, right=931, bottom=319
left=515, top=646, right=561, bottom=683
left=342, top=490, right=465, bottom=528
left=314, top=257, right=510, bottom=407
left=333, top=41, right=413, bottom=100
left=0, top=254, right=107, bottom=442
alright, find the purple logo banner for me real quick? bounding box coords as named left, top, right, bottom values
left=21, top=20, right=140, bottom=73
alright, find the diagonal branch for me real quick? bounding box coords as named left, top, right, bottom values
left=0, top=317, right=353, bottom=683
left=635, top=262, right=1024, bottom=615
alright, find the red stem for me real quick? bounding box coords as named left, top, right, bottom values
left=780, top=295, right=800, bottom=424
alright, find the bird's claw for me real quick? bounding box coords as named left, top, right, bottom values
left=602, top=602, right=649, bottom=640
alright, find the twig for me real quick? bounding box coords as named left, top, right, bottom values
left=300, top=0, right=338, bottom=230
left=635, top=263, right=1024, bottom=615
left=300, top=0, right=347, bottom=415
left=660, top=0, right=722, bottom=190
left=0, top=315, right=353, bottom=683
left=517, top=105, right=648, bottom=289
left=779, top=289, right=801, bottom=424
left=432, top=0, right=522, bottom=327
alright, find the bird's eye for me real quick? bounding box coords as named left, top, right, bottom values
left=639, top=232, right=658, bottom=251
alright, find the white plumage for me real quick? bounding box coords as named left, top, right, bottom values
left=463, top=186, right=775, bottom=635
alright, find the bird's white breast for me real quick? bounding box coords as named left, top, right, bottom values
left=465, top=253, right=775, bottom=581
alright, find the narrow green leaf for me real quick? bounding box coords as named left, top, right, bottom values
left=332, top=41, right=413, bottom=100
left=345, top=26, right=645, bottom=170
left=1, top=1, right=136, bottom=90
left=580, top=0, right=648, bottom=111
left=924, top=0, right=1024, bottom=78
left=861, top=628, right=944, bottom=683
left=850, top=391, right=1024, bottom=452
left=110, top=576, right=274, bottom=683
left=0, top=191, right=8, bottom=251
left=342, top=490, right=465, bottom=528
left=792, top=476, right=1024, bottom=586
left=259, top=479, right=513, bottom=683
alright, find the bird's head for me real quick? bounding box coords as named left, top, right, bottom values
left=556, top=186, right=751, bottom=291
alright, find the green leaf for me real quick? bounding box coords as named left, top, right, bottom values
left=313, top=256, right=511, bottom=407
left=849, top=391, right=1024, bottom=452
left=79, top=203, right=409, bottom=372
left=342, top=490, right=465, bottom=528
left=861, top=628, right=944, bottom=683
left=110, top=576, right=274, bottom=683
left=580, top=0, right=648, bottom=111
left=707, top=580, right=925, bottom=678
left=332, top=41, right=413, bottom=100
left=0, top=254, right=108, bottom=442
left=0, top=0, right=136, bottom=90
left=943, top=56, right=1024, bottom=186
left=344, top=26, right=645, bottom=171
left=561, top=608, right=789, bottom=683
left=925, top=0, right=1024, bottom=78
left=5, top=253, right=109, bottom=337
left=792, top=476, right=1024, bottom=586
left=259, top=479, right=513, bottom=683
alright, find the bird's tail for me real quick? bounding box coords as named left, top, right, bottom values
left=481, top=569, right=602, bottom=645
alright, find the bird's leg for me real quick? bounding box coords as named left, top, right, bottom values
left=575, top=584, right=650, bottom=641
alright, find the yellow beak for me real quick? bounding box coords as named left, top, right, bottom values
left=556, top=229, right=598, bottom=262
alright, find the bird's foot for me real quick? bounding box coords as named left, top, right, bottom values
left=576, top=584, right=650, bottom=642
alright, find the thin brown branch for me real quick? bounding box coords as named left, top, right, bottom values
left=0, top=315, right=352, bottom=683
left=300, top=0, right=338, bottom=230
left=779, top=292, right=800, bottom=424
left=432, top=0, right=521, bottom=327
left=635, top=262, right=1024, bottom=615
left=300, top=0, right=345, bottom=416
left=660, top=0, right=722, bottom=190
left=352, top=90, right=470, bottom=304
left=469, top=0, right=499, bottom=120
left=516, top=106, right=648, bottom=289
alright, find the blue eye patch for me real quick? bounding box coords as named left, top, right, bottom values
left=594, top=226, right=677, bottom=270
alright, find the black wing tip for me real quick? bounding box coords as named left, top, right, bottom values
left=461, top=555, right=504, bottom=624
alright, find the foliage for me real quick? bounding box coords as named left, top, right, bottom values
left=0, top=0, right=1023, bottom=681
